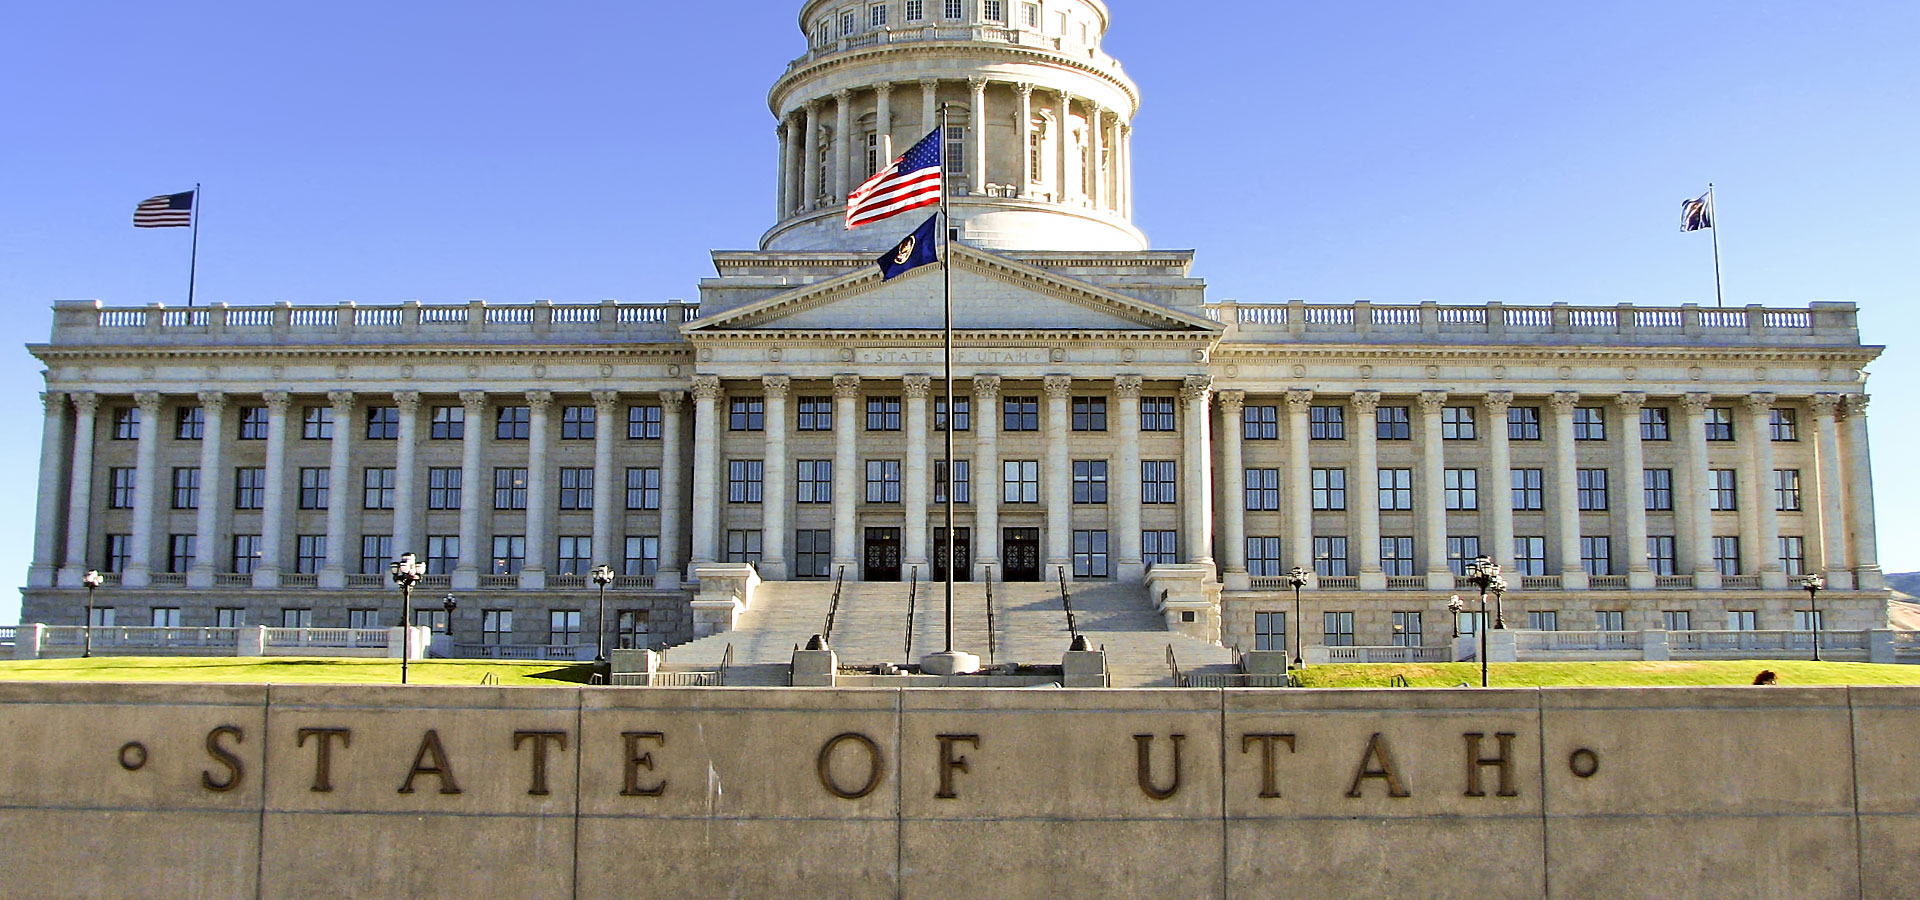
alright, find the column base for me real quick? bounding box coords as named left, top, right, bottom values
left=27, top=565, right=55, bottom=589
left=1560, top=571, right=1589, bottom=591
left=450, top=568, right=478, bottom=591
left=1856, top=566, right=1886, bottom=591
left=1693, top=568, right=1722, bottom=590
left=122, top=566, right=152, bottom=589
left=1115, top=560, right=1145, bottom=583
left=903, top=557, right=930, bottom=581
left=1627, top=568, right=1655, bottom=590
left=1358, top=570, right=1387, bottom=591
left=319, top=567, right=346, bottom=590
left=1759, top=568, right=1789, bottom=591
left=56, top=567, right=84, bottom=588
left=1222, top=568, right=1251, bottom=591
left=1824, top=570, right=1856, bottom=591
left=830, top=557, right=860, bottom=582
left=653, top=567, right=684, bottom=590
left=187, top=567, right=215, bottom=589
left=976, top=559, right=1002, bottom=583
left=519, top=568, right=547, bottom=591
left=251, top=568, right=282, bottom=589
left=1047, top=558, right=1072, bottom=583
left=1425, top=570, right=1454, bottom=591
left=758, top=559, right=791, bottom=581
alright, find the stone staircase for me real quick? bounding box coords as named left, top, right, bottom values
left=658, top=575, right=1239, bottom=687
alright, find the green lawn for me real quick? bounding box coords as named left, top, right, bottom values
left=0, top=657, right=595, bottom=686
left=1289, top=660, right=1920, bottom=688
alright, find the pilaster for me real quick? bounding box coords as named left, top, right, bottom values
left=1180, top=375, right=1215, bottom=576
left=452, top=391, right=487, bottom=589
left=29, top=391, right=69, bottom=587
left=521, top=390, right=553, bottom=589
left=1810, top=393, right=1852, bottom=590
left=1842, top=394, right=1882, bottom=589
left=831, top=375, right=862, bottom=576
left=187, top=392, right=226, bottom=589
left=1419, top=390, right=1453, bottom=589
left=253, top=391, right=291, bottom=588
left=1350, top=391, right=1384, bottom=590
left=688, top=378, right=723, bottom=577
left=1744, top=393, right=1786, bottom=589
left=1615, top=392, right=1653, bottom=589
left=1549, top=391, right=1587, bottom=590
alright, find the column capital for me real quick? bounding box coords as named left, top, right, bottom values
left=968, top=75, right=988, bottom=91
left=1743, top=391, right=1776, bottom=415
left=972, top=374, right=1001, bottom=401
left=263, top=392, right=292, bottom=414
left=591, top=389, right=621, bottom=413
left=1180, top=375, right=1212, bottom=403
left=1680, top=392, right=1714, bottom=415
left=1044, top=374, right=1074, bottom=399
left=1418, top=390, right=1450, bottom=414
left=1112, top=375, right=1142, bottom=398
left=874, top=81, right=893, bottom=98
left=1843, top=393, right=1870, bottom=417
left=459, top=390, right=488, bottom=414
left=834, top=88, right=853, bottom=102
left=832, top=374, right=862, bottom=399
left=1217, top=390, right=1245, bottom=414
left=1482, top=390, right=1512, bottom=416
left=690, top=377, right=723, bottom=402
left=525, top=390, right=554, bottom=411
left=1614, top=391, right=1646, bottom=414
left=903, top=374, right=933, bottom=399
left=328, top=390, right=357, bottom=413
left=1349, top=390, right=1379, bottom=415
left=919, top=77, right=940, bottom=89
left=1548, top=391, right=1581, bottom=414
left=393, top=391, right=422, bottom=415
left=41, top=391, right=66, bottom=414
left=659, top=390, right=686, bottom=413
left=1015, top=81, right=1034, bottom=98
left=761, top=376, right=791, bottom=398
left=1809, top=392, right=1843, bottom=417
left=805, top=97, right=822, bottom=112
left=134, top=391, right=165, bottom=415
left=71, top=392, right=100, bottom=416
left=1284, top=388, right=1314, bottom=411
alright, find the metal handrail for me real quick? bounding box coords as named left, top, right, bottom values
left=1057, top=566, right=1081, bottom=645
left=984, top=571, right=998, bottom=666
left=716, top=643, right=734, bottom=686
left=822, top=566, right=846, bottom=645
left=1165, top=644, right=1184, bottom=687
left=904, top=566, right=919, bottom=661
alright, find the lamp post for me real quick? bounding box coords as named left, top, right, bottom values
left=591, top=564, right=616, bottom=663
left=441, top=593, right=458, bottom=634
left=1466, top=556, right=1507, bottom=688
left=80, top=570, right=104, bottom=658
left=1447, top=594, right=1463, bottom=640
left=1801, top=573, right=1826, bottom=661
left=390, top=552, right=425, bottom=684
left=1286, top=565, right=1309, bottom=667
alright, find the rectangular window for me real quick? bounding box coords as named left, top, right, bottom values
left=1774, top=469, right=1802, bottom=511
left=481, top=610, right=513, bottom=645
left=865, top=459, right=902, bottom=503
left=1378, top=468, right=1413, bottom=511
left=869, top=2, right=888, bottom=27
left=795, top=460, right=833, bottom=504
left=1002, top=396, right=1038, bottom=431
left=495, top=406, right=530, bottom=440
left=490, top=535, right=526, bottom=574
left=627, top=405, right=662, bottom=439
left=1572, top=407, right=1607, bottom=441
left=1141, top=461, right=1177, bottom=504
left=933, top=459, right=971, bottom=503
left=1708, top=469, right=1738, bottom=511
left=1323, top=612, right=1355, bottom=647
left=549, top=610, right=582, bottom=646
left=1243, top=406, right=1279, bottom=440
left=934, top=396, right=971, bottom=431
left=1071, top=530, right=1109, bottom=577
left=614, top=611, right=649, bottom=650
left=493, top=467, right=529, bottom=510
left=1072, top=460, right=1108, bottom=504
left=430, top=406, right=464, bottom=440
left=1310, top=405, right=1345, bottom=440
left=626, top=467, right=661, bottom=510
left=1508, top=407, right=1542, bottom=440
left=1444, top=468, right=1478, bottom=511
left=302, top=406, right=334, bottom=440
left=982, top=0, right=1003, bottom=22
left=362, top=467, right=395, bottom=510
left=1726, top=609, right=1757, bottom=631
left=176, top=406, right=204, bottom=440
left=866, top=396, right=902, bottom=431
left=1513, top=536, right=1546, bottom=576
left=1072, top=397, right=1107, bottom=432
left=104, top=534, right=131, bottom=572
left=347, top=609, right=381, bottom=630
left=233, top=534, right=263, bottom=574
left=944, top=0, right=962, bottom=19
left=427, top=467, right=462, bottom=510
left=1143, top=531, right=1179, bottom=570
left=1003, top=460, right=1039, bottom=503
left=168, top=534, right=196, bottom=573
left=726, top=530, right=763, bottom=565
left=1442, top=406, right=1477, bottom=440
left=727, top=460, right=764, bottom=504
left=295, top=535, right=326, bottom=574
left=1596, top=610, right=1627, bottom=632
left=1245, top=468, right=1280, bottom=511
left=1511, top=468, right=1543, bottom=511
left=1528, top=611, right=1559, bottom=631
left=281, top=609, right=313, bottom=629
left=1254, top=611, right=1287, bottom=652
left=1241, top=536, right=1282, bottom=576
left=1141, top=397, right=1176, bottom=431
left=1647, top=536, right=1677, bottom=576
left=1712, top=536, right=1740, bottom=576
left=107, top=467, right=136, bottom=508
left=234, top=467, right=266, bottom=510
left=793, top=530, right=831, bottom=578
left=945, top=124, right=965, bottom=181
left=728, top=398, right=764, bottom=432
left=1581, top=536, right=1612, bottom=576
left=1392, top=612, right=1423, bottom=647
left=559, top=467, right=595, bottom=510
left=1380, top=537, right=1415, bottom=576
left=555, top=536, right=592, bottom=576
left=1313, top=536, right=1349, bottom=577
left=237, top=406, right=269, bottom=440
left=1663, top=610, right=1692, bottom=632
left=1704, top=407, right=1734, bottom=441
left=1770, top=408, right=1799, bottom=441
left=215, top=608, right=245, bottom=628
left=1640, top=406, right=1671, bottom=441
left=907, top=0, right=924, bottom=22
left=1644, top=468, right=1674, bottom=511
left=365, top=406, right=399, bottom=440
left=840, top=9, right=855, bottom=34
left=1577, top=468, right=1609, bottom=511
left=1779, top=536, right=1806, bottom=577
left=624, top=536, right=661, bottom=577
left=1795, top=610, right=1826, bottom=632
left=1376, top=406, right=1411, bottom=440
left=426, top=535, right=459, bottom=575
left=298, top=467, right=330, bottom=510
left=561, top=405, right=597, bottom=439
left=795, top=396, right=833, bottom=431
left=112, top=407, right=140, bottom=440
left=1446, top=536, right=1483, bottom=576
left=360, top=535, right=393, bottom=575
left=1311, top=468, right=1347, bottom=510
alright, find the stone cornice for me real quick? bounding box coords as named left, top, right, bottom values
left=685, top=329, right=1218, bottom=345
left=1212, top=344, right=1881, bottom=364
left=29, top=344, right=694, bottom=364
left=771, top=42, right=1140, bottom=117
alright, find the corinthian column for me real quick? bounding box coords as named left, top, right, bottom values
left=1016, top=83, right=1035, bottom=192
left=1842, top=394, right=1882, bottom=589
left=1678, top=393, right=1720, bottom=589
left=1549, top=391, right=1586, bottom=590
left=657, top=391, right=687, bottom=586
left=831, top=375, right=862, bottom=577
left=123, top=392, right=165, bottom=587
left=874, top=82, right=894, bottom=164
left=1055, top=90, right=1074, bottom=202
left=1089, top=104, right=1106, bottom=210
left=452, top=391, right=487, bottom=589
left=187, top=393, right=226, bottom=589
left=1350, top=391, right=1383, bottom=590
left=969, top=77, right=988, bottom=194
left=29, top=391, right=69, bottom=587
left=1284, top=389, right=1315, bottom=585
left=1744, top=393, right=1785, bottom=589
left=522, top=390, right=553, bottom=588
left=1181, top=375, right=1215, bottom=574
left=392, top=391, right=422, bottom=560
left=320, top=391, right=356, bottom=589
left=802, top=101, right=821, bottom=209
left=1112, top=376, right=1143, bottom=581
left=1419, top=391, right=1453, bottom=589
left=1615, top=393, right=1653, bottom=589
left=972, top=376, right=1002, bottom=580
left=833, top=89, right=853, bottom=203
left=58, top=392, right=100, bottom=586
left=254, top=392, right=291, bottom=588
left=1810, top=393, right=1852, bottom=590
left=688, top=378, right=722, bottom=575
left=1217, top=390, right=1248, bottom=589
left=1044, top=375, right=1074, bottom=578
left=592, top=390, right=621, bottom=580
left=904, top=375, right=932, bottom=576
left=759, top=378, right=791, bottom=581
left=1483, top=392, right=1514, bottom=571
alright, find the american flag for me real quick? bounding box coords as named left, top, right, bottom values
left=134, top=190, right=195, bottom=228
left=846, top=128, right=942, bottom=229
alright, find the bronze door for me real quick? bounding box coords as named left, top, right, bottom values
left=1003, top=527, right=1041, bottom=581
left=864, top=528, right=902, bottom=581
left=932, top=528, right=972, bottom=582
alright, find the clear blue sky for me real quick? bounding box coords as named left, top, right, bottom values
left=2, top=0, right=1916, bottom=623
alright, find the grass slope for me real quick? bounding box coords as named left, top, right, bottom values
left=1290, top=660, right=1920, bottom=688
left=0, top=657, right=594, bottom=686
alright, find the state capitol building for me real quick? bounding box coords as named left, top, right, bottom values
left=18, top=0, right=1887, bottom=676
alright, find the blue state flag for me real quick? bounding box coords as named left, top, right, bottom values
left=876, top=214, right=939, bottom=280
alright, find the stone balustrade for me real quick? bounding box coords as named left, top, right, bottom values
left=49, top=298, right=700, bottom=348
left=784, top=23, right=1120, bottom=73
left=1206, top=300, right=1857, bottom=347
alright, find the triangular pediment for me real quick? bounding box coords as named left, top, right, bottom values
left=687, top=244, right=1221, bottom=334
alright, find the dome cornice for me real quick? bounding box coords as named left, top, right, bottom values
left=769, top=41, right=1139, bottom=116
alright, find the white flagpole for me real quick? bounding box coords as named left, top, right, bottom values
left=1708, top=183, right=1723, bottom=309
left=939, top=103, right=956, bottom=656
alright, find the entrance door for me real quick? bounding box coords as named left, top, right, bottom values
left=864, top=528, right=902, bottom=581
left=932, top=528, right=972, bottom=582
left=1003, top=527, right=1041, bottom=581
